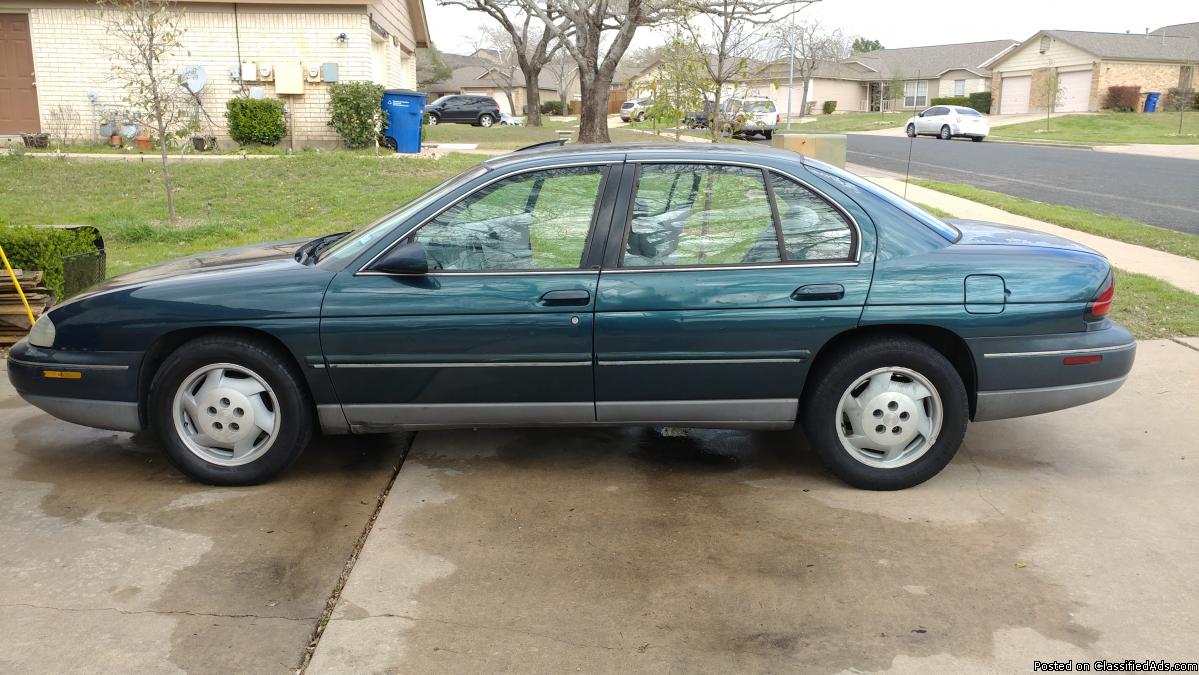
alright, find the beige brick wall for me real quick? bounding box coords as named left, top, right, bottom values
left=28, top=4, right=417, bottom=147
left=1093, top=60, right=1187, bottom=108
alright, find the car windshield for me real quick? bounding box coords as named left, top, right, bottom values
left=804, top=159, right=961, bottom=242
left=739, top=100, right=776, bottom=113
left=316, top=165, right=491, bottom=267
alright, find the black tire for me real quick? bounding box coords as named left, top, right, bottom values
left=800, top=336, right=968, bottom=490
left=478, top=113, right=495, bottom=127
left=148, top=335, right=314, bottom=486
left=426, top=113, right=439, bottom=126
left=636, top=111, right=645, bottom=122
left=971, top=136, right=984, bottom=142
left=906, top=123, right=916, bottom=138
left=939, top=125, right=951, bottom=140
left=763, top=130, right=773, bottom=140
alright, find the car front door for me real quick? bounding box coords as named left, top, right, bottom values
left=917, top=107, right=943, bottom=134
left=592, top=161, right=874, bottom=427
left=320, top=162, right=620, bottom=430
left=444, top=96, right=471, bottom=122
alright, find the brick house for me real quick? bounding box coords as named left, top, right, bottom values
left=425, top=50, right=580, bottom=116
left=0, top=0, right=429, bottom=146
left=985, top=23, right=1199, bottom=114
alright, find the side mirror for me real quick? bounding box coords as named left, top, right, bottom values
left=917, top=111, right=925, bottom=117
left=372, top=241, right=429, bottom=275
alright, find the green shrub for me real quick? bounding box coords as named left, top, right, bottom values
left=1103, top=85, right=1141, bottom=112
left=328, top=82, right=387, bottom=149
left=822, top=100, right=837, bottom=115
left=225, top=98, right=287, bottom=146
left=540, top=100, right=564, bottom=115
left=1163, top=87, right=1198, bottom=112
left=0, top=225, right=98, bottom=299
left=931, top=96, right=972, bottom=107
left=968, top=91, right=992, bottom=113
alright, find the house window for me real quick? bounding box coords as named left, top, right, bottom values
left=954, top=79, right=966, bottom=96
left=903, top=80, right=927, bottom=108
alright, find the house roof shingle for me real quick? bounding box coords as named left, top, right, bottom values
left=847, top=39, right=1020, bottom=79
left=1040, top=28, right=1199, bottom=62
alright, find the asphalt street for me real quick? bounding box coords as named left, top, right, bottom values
left=844, top=135, right=1199, bottom=235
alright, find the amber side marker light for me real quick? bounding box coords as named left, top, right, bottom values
left=1063, top=355, right=1102, bottom=366
left=43, top=370, right=82, bottom=379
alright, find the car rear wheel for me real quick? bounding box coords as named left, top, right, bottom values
left=972, top=136, right=984, bottom=142
left=149, top=335, right=313, bottom=485
left=939, top=125, right=951, bottom=140
left=478, top=113, right=495, bottom=127
left=763, top=130, right=773, bottom=140
left=426, top=113, right=439, bottom=125
left=636, top=112, right=645, bottom=122
left=801, top=337, right=968, bottom=490
left=906, top=123, right=916, bottom=137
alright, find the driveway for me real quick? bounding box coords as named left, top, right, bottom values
left=310, top=339, right=1199, bottom=672
left=846, top=135, right=1199, bottom=235
left=0, top=373, right=407, bottom=673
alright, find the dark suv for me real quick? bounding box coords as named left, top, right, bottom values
left=426, top=95, right=502, bottom=127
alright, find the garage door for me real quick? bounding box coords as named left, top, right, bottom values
left=999, top=75, right=1031, bottom=114
left=1057, top=70, right=1092, bottom=112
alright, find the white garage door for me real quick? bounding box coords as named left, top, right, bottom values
left=1057, top=70, right=1092, bottom=112
left=1000, top=75, right=1031, bottom=114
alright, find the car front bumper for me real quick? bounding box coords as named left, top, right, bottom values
left=6, top=338, right=144, bottom=432
left=967, top=324, right=1135, bottom=421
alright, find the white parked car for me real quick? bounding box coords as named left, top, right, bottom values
left=499, top=112, right=524, bottom=126
left=905, top=105, right=989, bottom=141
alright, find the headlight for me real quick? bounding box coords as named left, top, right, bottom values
left=28, top=312, right=55, bottom=348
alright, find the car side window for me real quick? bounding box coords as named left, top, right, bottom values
left=412, top=166, right=604, bottom=271
left=770, top=173, right=854, bottom=261
left=623, top=164, right=780, bottom=267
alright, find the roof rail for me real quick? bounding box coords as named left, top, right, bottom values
left=515, top=139, right=568, bottom=152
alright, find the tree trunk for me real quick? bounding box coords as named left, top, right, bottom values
left=503, top=87, right=516, bottom=118
left=524, top=65, right=543, bottom=126
left=577, top=76, right=611, bottom=144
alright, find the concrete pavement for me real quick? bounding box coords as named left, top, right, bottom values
left=0, top=373, right=408, bottom=673
left=866, top=175, right=1199, bottom=295
left=308, top=340, right=1199, bottom=673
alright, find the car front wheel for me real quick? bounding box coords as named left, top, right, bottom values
left=801, top=337, right=968, bottom=490
left=939, top=125, right=951, bottom=140
left=426, top=113, right=439, bottom=125
left=149, top=335, right=314, bottom=485
left=906, top=123, right=916, bottom=137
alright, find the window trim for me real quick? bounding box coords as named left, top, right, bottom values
left=356, top=161, right=614, bottom=277
left=609, top=160, right=861, bottom=273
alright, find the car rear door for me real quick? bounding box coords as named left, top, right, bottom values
left=591, top=160, right=873, bottom=427
left=319, top=160, right=623, bottom=430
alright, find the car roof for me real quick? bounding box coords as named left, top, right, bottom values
left=480, top=142, right=802, bottom=170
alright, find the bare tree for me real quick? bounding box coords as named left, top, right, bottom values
left=102, top=0, right=190, bottom=223
left=440, top=1, right=569, bottom=126
left=474, top=27, right=521, bottom=116
left=771, top=19, right=846, bottom=124
left=646, top=25, right=710, bottom=140
left=545, top=45, right=579, bottom=116
left=1034, top=66, right=1063, bottom=132
left=45, top=104, right=81, bottom=150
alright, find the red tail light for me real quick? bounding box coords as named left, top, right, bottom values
left=1086, top=274, right=1114, bottom=320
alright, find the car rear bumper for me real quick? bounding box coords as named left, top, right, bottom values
left=967, top=324, right=1135, bottom=421
left=6, top=338, right=144, bottom=432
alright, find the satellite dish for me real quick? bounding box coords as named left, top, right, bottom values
left=181, top=65, right=207, bottom=94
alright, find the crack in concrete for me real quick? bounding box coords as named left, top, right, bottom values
left=0, top=602, right=315, bottom=622
left=963, top=443, right=1005, bottom=517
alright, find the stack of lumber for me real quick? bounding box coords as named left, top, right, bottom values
left=1, top=270, right=51, bottom=347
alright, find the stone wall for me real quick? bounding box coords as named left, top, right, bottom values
left=1094, top=60, right=1189, bottom=108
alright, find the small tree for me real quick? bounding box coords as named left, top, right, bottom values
left=772, top=19, right=847, bottom=128
left=884, top=73, right=905, bottom=116
left=476, top=27, right=520, bottom=116
left=647, top=24, right=710, bottom=140
left=1034, top=67, right=1063, bottom=132
left=416, top=43, right=453, bottom=90
left=102, top=0, right=190, bottom=223
left=852, top=37, right=883, bottom=53
left=45, top=104, right=81, bottom=150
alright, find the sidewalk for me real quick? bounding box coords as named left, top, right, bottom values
left=865, top=174, right=1199, bottom=294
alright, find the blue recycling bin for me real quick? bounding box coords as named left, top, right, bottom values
left=381, top=89, right=427, bottom=153
left=1145, top=92, right=1161, bottom=112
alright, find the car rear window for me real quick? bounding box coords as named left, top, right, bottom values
left=959, top=108, right=982, bottom=116
left=804, top=160, right=961, bottom=243
left=739, top=100, right=776, bottom=113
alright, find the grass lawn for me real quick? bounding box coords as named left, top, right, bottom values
left=912, top=179, right=1199, bottom=261
left=0, top=152, right=482, bottom=276
left=790, top=112, right=909, bottom=133
left=988, top=112, right=1199, bottom=145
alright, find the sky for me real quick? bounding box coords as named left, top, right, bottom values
left=424, top=0, right=1196, bottom=56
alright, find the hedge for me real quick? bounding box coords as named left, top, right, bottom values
left=930, top=96, right=971, bottom=107
left=540, top=100, right=564, bottom=115
left=225, top=98, right=287, bottom=146
left=328, top=82, right=387, bottom=149
left=968, top=91, right=992, bottom=113
left=1103, top=85, right=1141, bottom=112
left=822, top=100, right=837, bottom=114
left=0, top=225, right=98, bottom=299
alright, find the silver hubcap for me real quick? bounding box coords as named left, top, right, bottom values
left=172, top=363, right=280, bottom=466
left=481, top=116, right=492, bottom=127
left=835, top=366, right=942, bottom=469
